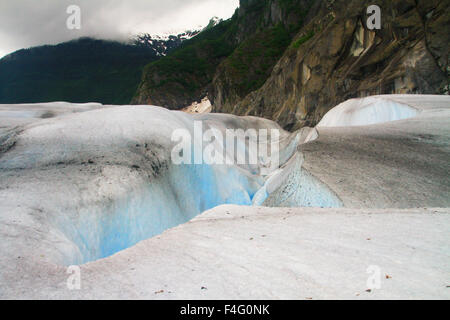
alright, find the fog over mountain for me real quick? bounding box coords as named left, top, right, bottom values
left=0, top=0, right=239, bottom=58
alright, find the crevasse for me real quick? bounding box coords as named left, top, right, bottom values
left=0, top=105, right=343, bottom=266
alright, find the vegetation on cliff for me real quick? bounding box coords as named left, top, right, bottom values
left=134, top=0, right=448, bottom=130
left=0, top=33, right=194, bottom=105
left=0, top=38, right=164, bottom=104
left=132, top=18, right=238, bottom=107
left=133, top=0, right=314, bottom=109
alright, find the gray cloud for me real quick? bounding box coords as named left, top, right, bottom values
left=0, top=0, right=239, bottom=58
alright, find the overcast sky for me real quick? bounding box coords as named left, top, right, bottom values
left=0, top=0, right=239, bottom=58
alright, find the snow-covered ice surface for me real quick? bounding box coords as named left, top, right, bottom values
left=307, top=95, right=450, bottom=208
left=2, top=206, right=449, bottom=300
left=317, top=95, right=419, bottom=127
left=0, top=94, right=449, bottom=299
left=0, top=105, right=301, bottom=266
left=1, top=103, right=323, bottom=267
left=0, top=102, right=105, bottom=131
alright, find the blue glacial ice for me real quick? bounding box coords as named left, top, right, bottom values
left=0, top=105, right=342, bottom=265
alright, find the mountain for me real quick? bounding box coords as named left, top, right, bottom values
left=203, top=16, right=223, bottom=31
left=133, top=0, right=449, bottom=130
left=132, top=30, right=201, bottom=56
left=132, top=0, right=314, bottom=108
left=0, top=34, right=190, bottom=105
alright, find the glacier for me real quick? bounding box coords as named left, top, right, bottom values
left=0, top=104, right=341, bottom=265
left=0, top=94, right=449, bottom=299
left=317, top=95, right=419, bottom=127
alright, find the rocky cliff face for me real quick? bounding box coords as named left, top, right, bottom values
left=209, top=0, right=315, bottom=115
left=228, top=0, right=449, bottom=130
left=134, top=0, right=449, bottom=130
